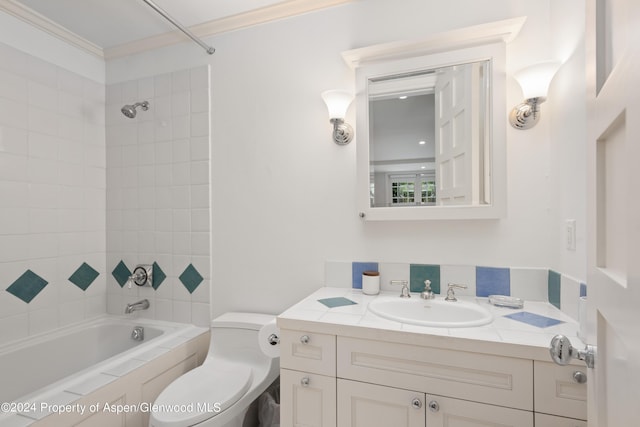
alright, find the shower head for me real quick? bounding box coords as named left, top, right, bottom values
left=121, top=101, right=149, bottom=118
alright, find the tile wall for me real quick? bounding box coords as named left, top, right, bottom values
left=327, top=261, right=586, bottom=321
left=0, top=42, right=106, bottom=343
left=104, top=66, right=211, bottom=326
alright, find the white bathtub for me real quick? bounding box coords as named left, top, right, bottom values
left=0, top=316, right=209, bottom=426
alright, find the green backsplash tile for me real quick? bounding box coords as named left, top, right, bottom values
left=548, top=270, right=561, bottom=309
left=112, top=261, right=131, bottom=288
left=410, top=264, right=440, bottom=293
left=6, top=270, right=49, bottom=303
left=152, top=262, right=166, bottom=290
left=68, top=262, right=99, bottom=291
left=179, top=263, right=203, bottom=294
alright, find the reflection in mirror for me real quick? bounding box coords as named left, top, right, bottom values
left=367, top=60, right=491, bottom=208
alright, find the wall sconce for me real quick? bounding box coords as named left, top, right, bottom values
left=509, top=62, right=560, bottom=130
left=321, top=90, right=354, bottom=145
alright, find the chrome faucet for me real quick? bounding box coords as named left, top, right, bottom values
left=445, top=283, right=467, bottom=302
left=420, top=280, right=436, bottom=299
left=390, top=280, right=410, bottom=298
left=125, top=299, right=150, bottom=314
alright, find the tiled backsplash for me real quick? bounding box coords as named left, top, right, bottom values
left=326, top=261, right=586, bottom=321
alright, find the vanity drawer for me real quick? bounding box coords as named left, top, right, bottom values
left=534, top=361, right=587, bottom=420
left=337, top=336, right=533, bottom=410
left=280, top=329, right=336, bottom=376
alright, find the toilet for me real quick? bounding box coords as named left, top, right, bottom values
left=149, top=313, right=280, bottom=427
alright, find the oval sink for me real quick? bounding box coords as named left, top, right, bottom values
left=368, top=297, right=493, bottom=328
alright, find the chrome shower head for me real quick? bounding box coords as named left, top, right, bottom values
left=121, top=101, right=149, bottom=118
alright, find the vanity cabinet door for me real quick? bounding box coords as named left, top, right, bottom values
left=534, top=413, right=587, bottom=427
left=337, top=379, right=425, bottom=427
left=281, top=368, right=336, bottom=427
left=424, top=394, right=534, bottom=427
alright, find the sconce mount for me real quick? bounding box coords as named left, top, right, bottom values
left=509, top=96, right=546, bottom=130
left=330, top=118, right=354, bottom=145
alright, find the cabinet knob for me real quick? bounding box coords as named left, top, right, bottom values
left=300, top=377, right=310, bottom=387
left=411, top=398, right=422, bottom=409
left=573, top=370, right=587, bottom=384
left=300, top=335, right=310, bottom=344
left=428, top=400, right=440, bottom=412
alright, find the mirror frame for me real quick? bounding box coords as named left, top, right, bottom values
left=342, top=18, right=525, bottom=220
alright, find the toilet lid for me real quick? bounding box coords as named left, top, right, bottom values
left=150, top=359, right=253, bottom=427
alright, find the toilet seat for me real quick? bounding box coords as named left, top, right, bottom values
left=151, top=359, right=253, bottom=427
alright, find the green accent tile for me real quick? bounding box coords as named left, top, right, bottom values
left=410, top=264, right=440, bottom=293
left=112, top=261, right=131, bottom=288
left=152, top=262, right=166, bottom=290
left=6, top=270, right=49, bottom=303
left=179, top=264, right=203, bottom=294
left=548, top=270, right=561, bottom=309
left=68, top=262, right=99, bottom=291
left=318, top=297, right=357, bottom=308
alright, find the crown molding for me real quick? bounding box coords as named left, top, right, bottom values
left=105, top=0, right=355, bottom=59
left=341, top=16, right=527, bottom=69
left=1, top=0, right=354, bottom=60
left=0, top=0, right=104, bottom=58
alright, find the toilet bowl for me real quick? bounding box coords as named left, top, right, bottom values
left=149, top=313, right=280, bottom=427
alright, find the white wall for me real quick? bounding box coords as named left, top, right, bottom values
left=548, top=0, right=587, bottom=281
left=107, top=0, right=578, bottom=317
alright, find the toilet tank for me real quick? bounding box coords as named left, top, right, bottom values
left=208, top=312, right=276, bottom=363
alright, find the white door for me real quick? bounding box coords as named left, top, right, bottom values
left=281, top=369, right=336, bottom=427
left=585, top=0, right=640, bottom=425
left=435, top=63, right=478, bottom=205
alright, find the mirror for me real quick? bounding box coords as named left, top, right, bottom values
left=368, top=60, right=490, bottom=209
left=349, top=39, right=508, bottom=220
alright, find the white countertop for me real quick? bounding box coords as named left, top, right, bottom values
left=277, top=287, right=585, bottom=362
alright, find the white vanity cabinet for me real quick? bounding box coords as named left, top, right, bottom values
left=279, top=328, right=586, bottom=427
left=280, top=329, right=337, bottom=427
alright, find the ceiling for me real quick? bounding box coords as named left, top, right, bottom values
left=1, top=0, right=351, bottom=58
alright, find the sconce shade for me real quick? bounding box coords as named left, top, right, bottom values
left=321, top=90, right=354, bottom=120
left=513, top=62, right=561, bottom=99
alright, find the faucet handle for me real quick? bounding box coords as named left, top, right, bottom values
left=445, top=283, right=467, bottom=302
left=390, top=280, right=410, bottom=298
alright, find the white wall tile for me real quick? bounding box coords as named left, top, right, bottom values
left=510, top=268, right=548, bottom=301
left=379, top=263, right=410, bottom=292
left=191, top=303, right=210, bottom=327
left=560, top=274, right=581, bottom=321
left=190, top=112, right=208, bottom=137
left=172, top=300, right=191, bottom=323
left=324, top=261, right=352, bottom=288
left=440, top=265, right=476, bottom=296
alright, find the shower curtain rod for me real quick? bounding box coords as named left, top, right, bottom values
left=141, top=0, right=215, bottom=55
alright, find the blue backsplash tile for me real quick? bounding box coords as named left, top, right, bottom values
left=548, top=270, right=561, bottom=309
left=476, top=266, right=510, bottom=297
left=410, top=264, right=440, bottom=293
left=580, top=283, right=587, bottom=297
left=352, top=262, right=378, bottom=289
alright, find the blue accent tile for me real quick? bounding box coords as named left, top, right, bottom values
left=410, top=264, right=440, bottom=293
left=68, top=262, right=99, bottom=291
left=352, top=262, right=378, bottom=289
left=6, top=270, right=48, bottom=303
left=179, top=264, right=203, bottom=294
left=476, top=266, right=510, bottom=297
left=504, top=311, right=564, bottom=328
left=318, top=297, right=357, bottom=308
left=112, top=261, right=131, bottom=288
left=548, top=270, right=561, bottom=309
left=152, top=262, right=166, bottom=290
left=580, top=283, right=587, bottom=297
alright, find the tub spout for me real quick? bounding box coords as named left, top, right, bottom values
left=125, top=299, right=150, bottom=314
